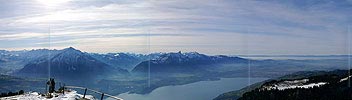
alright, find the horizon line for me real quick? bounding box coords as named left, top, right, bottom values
left=0, top=47, right=351, bottom=56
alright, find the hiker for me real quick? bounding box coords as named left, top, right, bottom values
left=47, top=78, right=56, bottom=93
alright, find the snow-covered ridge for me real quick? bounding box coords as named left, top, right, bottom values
left=340, top=75, right=352, bottom=82
left=152, top=51, right=206, bottom=63
left=263, top=79, right=327, bottom=90
left=151, top=51, right=243, bottom=64
left=272, top=82, right=327, bottom=90
left=0, top=90, right=95, bottom=100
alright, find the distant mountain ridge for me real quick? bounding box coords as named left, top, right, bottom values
left=132, top=51, right=248, bottom=74
left=90, top=53, right=149, bottom=71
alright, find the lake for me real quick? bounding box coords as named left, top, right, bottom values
left=109, top=78, right=267, bottom=100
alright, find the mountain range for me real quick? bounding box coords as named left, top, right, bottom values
left=1, top=47, right=350, bottom=81
left=0, top=47, right=249, bottom=79
left=132, top=51, right=248, bottom=74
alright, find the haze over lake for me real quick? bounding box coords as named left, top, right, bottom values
left=111, top=78, right=267, bottom=100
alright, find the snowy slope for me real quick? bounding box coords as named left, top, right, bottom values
left=339, top=75, right=352, bottom=82
left=0, top=90, right=95, bottom=100
left=272, top=82, right=327, bottom=90
left=263, top=79, right=327, bottom=90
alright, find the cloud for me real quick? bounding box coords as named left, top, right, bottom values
left=0, top=32, right=47, bottom=40
left=0, top=0, right=351, bottom=55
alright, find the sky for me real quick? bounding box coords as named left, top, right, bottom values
left=0, top=0, right=351, bottom=55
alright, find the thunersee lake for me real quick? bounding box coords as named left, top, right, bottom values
left=109, top=78, right=267, bottom=100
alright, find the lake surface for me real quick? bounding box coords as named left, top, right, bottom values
left=110, top=78, right=267, bottom=100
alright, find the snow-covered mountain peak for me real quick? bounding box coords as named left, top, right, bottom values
left=155, top=52, right=190, bottom=63
left=62, top=47, right=82, bottom=54
left=149, top=51, right=246, bottom=64
left=183, top=52, right=205, bottom=58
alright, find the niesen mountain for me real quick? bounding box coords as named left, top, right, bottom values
left=17, top=47, right=128, bottom=79
left=132, top=51, right=248, bottom=74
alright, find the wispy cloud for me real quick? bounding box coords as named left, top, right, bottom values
left=0, top=32, right=47, bottom=40
left=0, top=0, right=351, bottom=55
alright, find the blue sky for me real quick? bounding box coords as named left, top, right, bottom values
left=0, top=0, right=351, bottom=55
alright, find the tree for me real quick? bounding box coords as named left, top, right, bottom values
left=18, top=90, right=24, bottom=95
left=7, top=92, right=13, bottom=96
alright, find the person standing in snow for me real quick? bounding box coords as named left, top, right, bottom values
left=47, top=78, right=56, bottom=93
left=51, top=78, right=55, bottom=93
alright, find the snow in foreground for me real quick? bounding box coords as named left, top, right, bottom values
left=0, top=90, right=95, bottom=100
